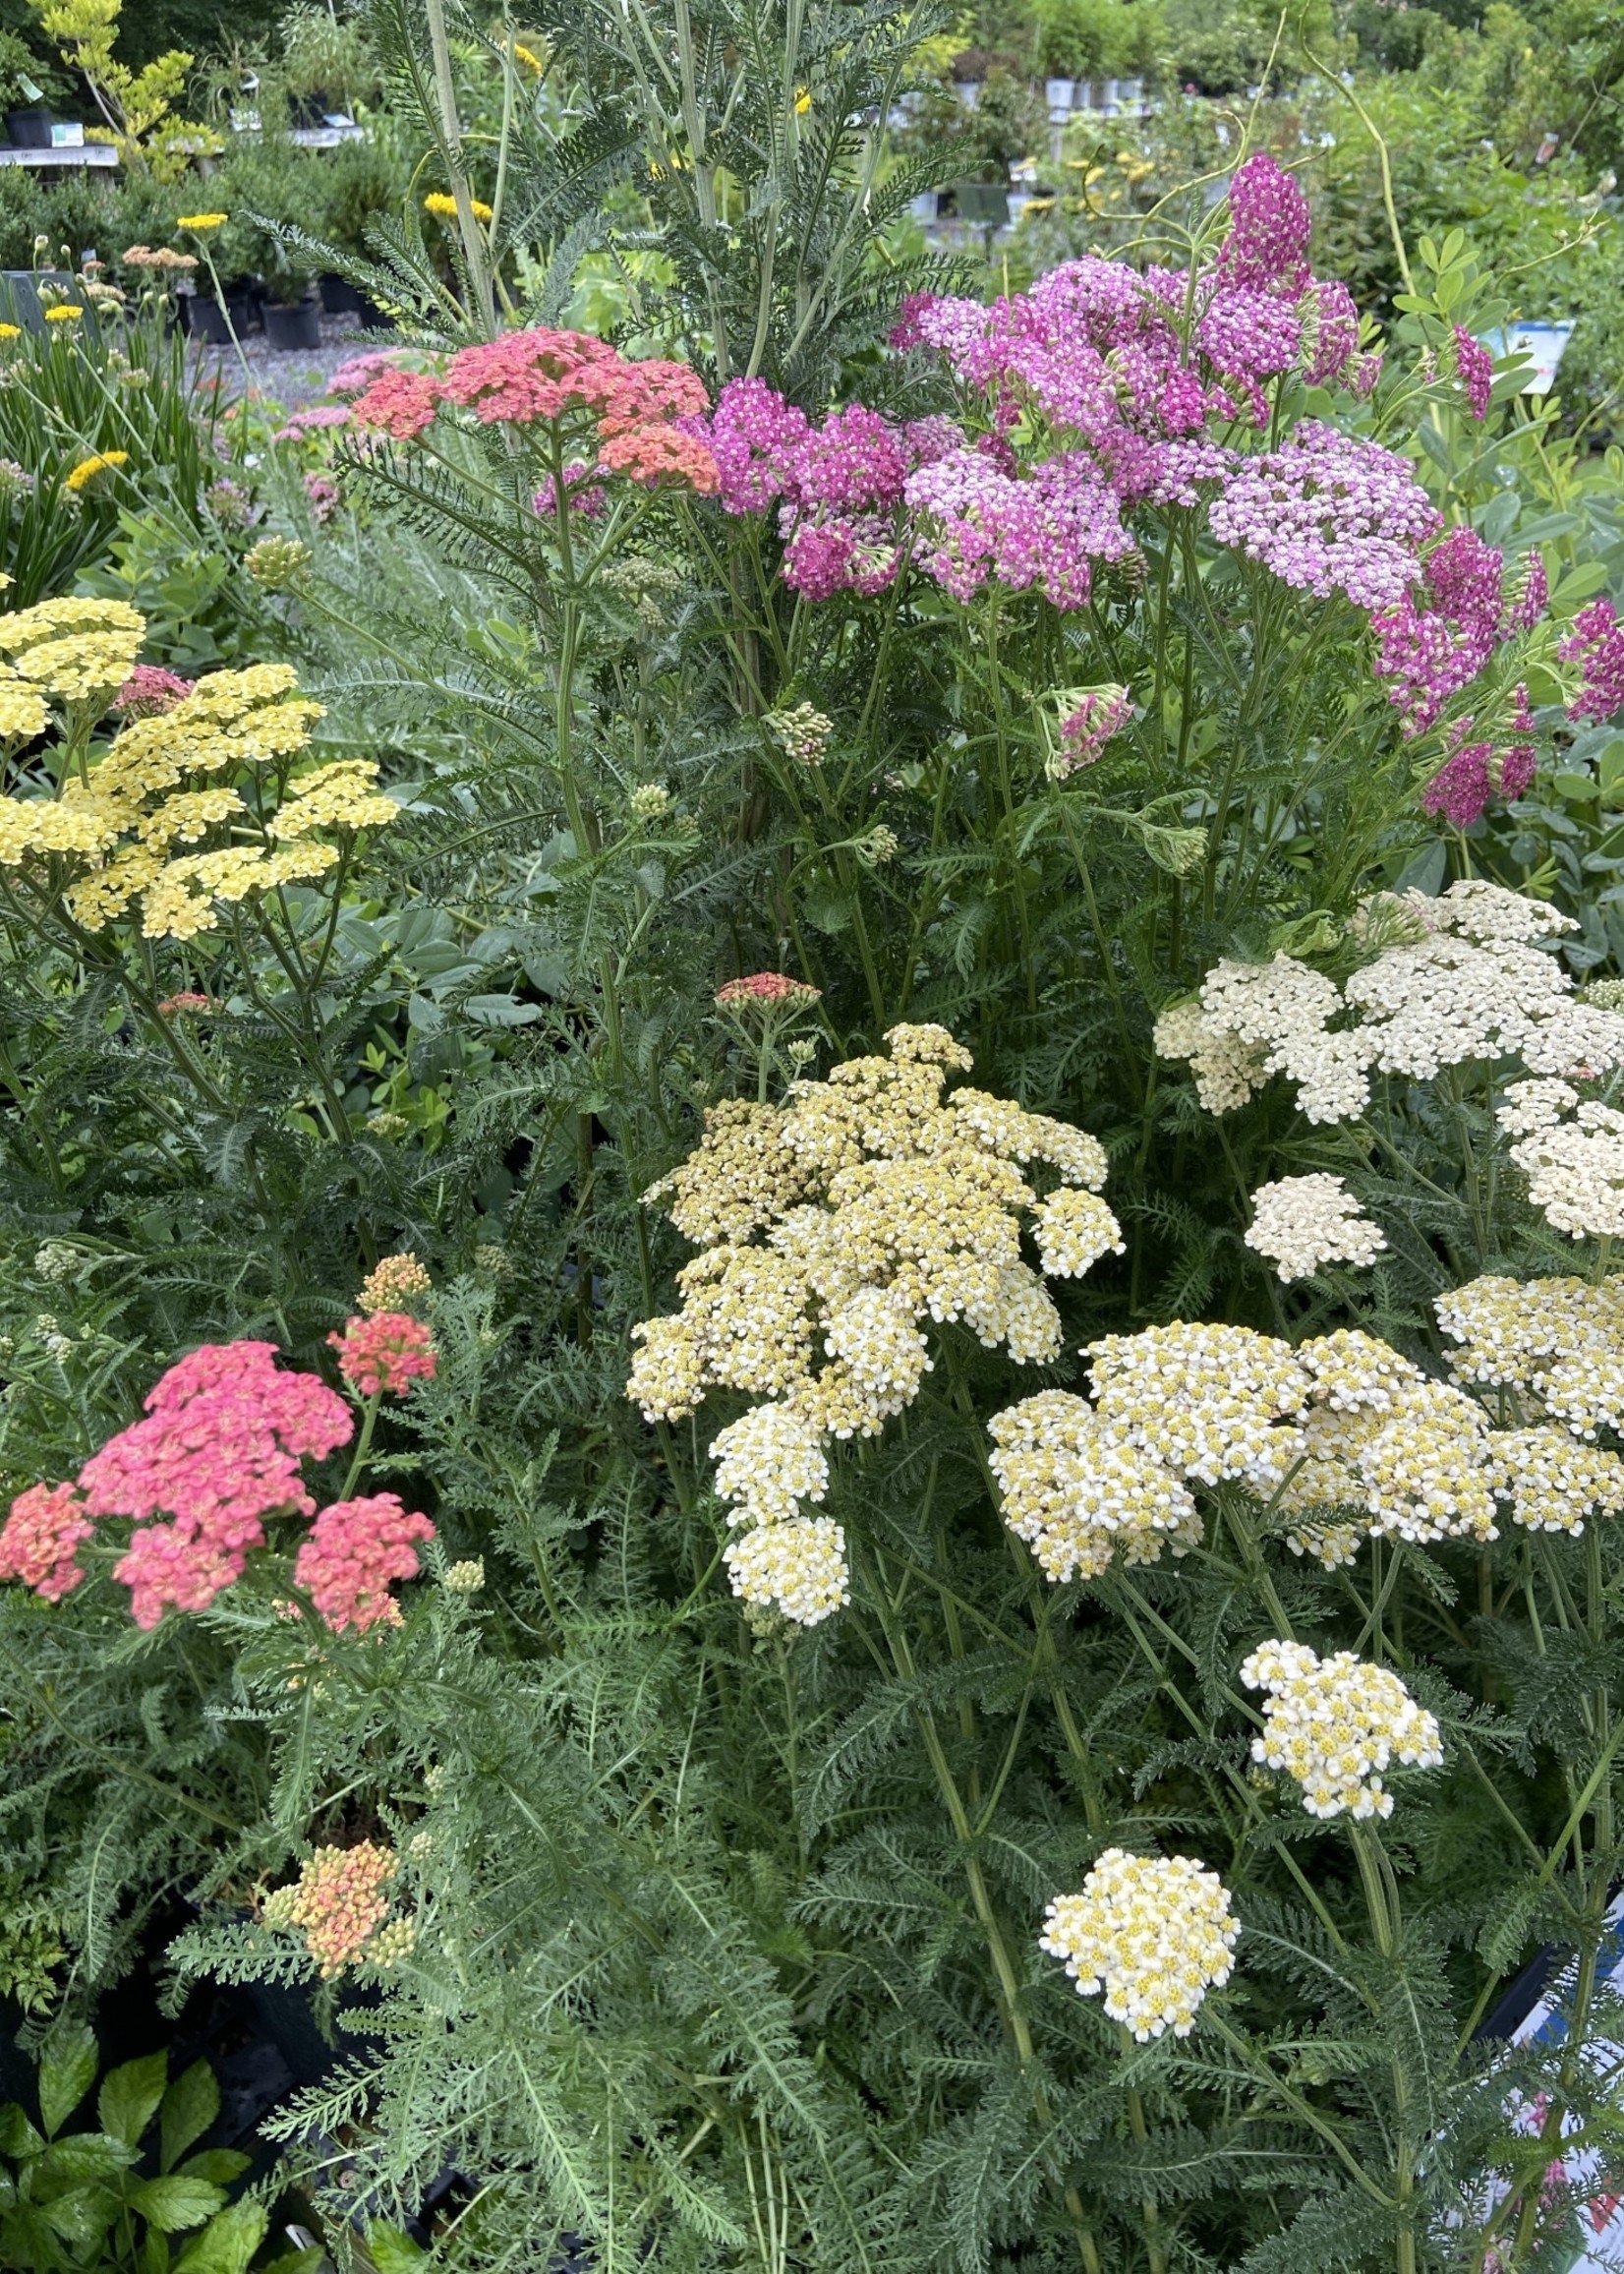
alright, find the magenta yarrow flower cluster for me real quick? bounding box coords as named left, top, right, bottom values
left=701, top=153, right=1485, bottom=620
left=1560, top=599, right=1624, bottom=725
left=0, top=1333, right=436, bottom=1631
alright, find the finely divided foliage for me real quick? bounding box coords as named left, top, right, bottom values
left=4, top=7, right=1624, bottom=2271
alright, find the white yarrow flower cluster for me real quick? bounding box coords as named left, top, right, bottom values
left=1040, top=1849, right=1239, bottom=2040
left=630, top=1024, right=1119, bottom=1625
left=1241, top=1640, right=1443, bottom=1819
left=988, top=1391, right=1199, bottom=1582
left=1496, top=1084, right=1624, bottom=1240
left=1435, top=1273, right=1624, bottom=1443
left=1245, top=1174, right=1387, bottom=1282
left=1156, top=884, right=1624, bottom=1127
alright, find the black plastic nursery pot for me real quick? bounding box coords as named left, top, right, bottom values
left=263, top=295, right=322, bottom=351
left=182, top=291, right=256, bottom=345
left=5, top=105, right=51, bottom=147
left=319, top=270, right=362, bottom=316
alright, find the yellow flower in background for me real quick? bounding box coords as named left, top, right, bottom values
left=64, top=450, right=129, bottom=493
left=0, top=324, right=20, bottom=341
left=177, top=213, right=227, bottom=232
left=43, top=305, right=82, bottom=323
left=794, top=86, right=811, bottom=112
left=424, top=192, right=494, bottom=223
left=511, top=39, right=545, bottom=72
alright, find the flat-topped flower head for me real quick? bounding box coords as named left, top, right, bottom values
left=358, top=1252, right=433, bottom=1316
left=1488, top=1428, right=1624, bottom=1536
left=329, top=1311, right=437, bottom=1399
left=264, top=1841, right=399, bottom=1976
left=715, top=971, right=822, bottom=1011
left=0, top=1482, right=93, bottom=1602
left=710, top=1403, right=829, bottom=1526
left=724, top=1516, right=848, bottom=1625
left=294, top=1491, right=435, bottom=1632
left=1241, top=1640, right=1442, bottom=1818
left=989, top=1390, right=1199, bottom=1583
left=1041, top=1849, right=1238, bottom=2039
left=1246, top=1174, right=1386, bottom=1283
left=1085, top=1320, right=1308, bottom=1491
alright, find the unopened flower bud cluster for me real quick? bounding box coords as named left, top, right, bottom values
left=1040, top=1848, right=1238, bottom=2039
left=1241, top=1641, right=1442, bottom=1819
left=627, top=1024, right=1120, bottom=1624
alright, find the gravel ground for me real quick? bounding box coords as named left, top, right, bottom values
left=187, top=307, right=393, bottom=411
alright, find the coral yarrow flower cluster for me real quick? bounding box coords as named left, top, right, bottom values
left=627, top=1024, right=1120, bottom=1624
left=0, top=1330, right=437, bottom=1631
left=349, top=325, right=718, bottom=494
left=262, top=1841, right=407, bottom=1976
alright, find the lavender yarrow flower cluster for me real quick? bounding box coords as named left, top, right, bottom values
left=1206, top=422, right=1438, bottom=612
left=1216, top=150, right=1313, bottom=297
left=903, top=445, right=1132, bottom=611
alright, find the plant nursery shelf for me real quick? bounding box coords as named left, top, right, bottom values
left=0, top=145, right=117, bottom=167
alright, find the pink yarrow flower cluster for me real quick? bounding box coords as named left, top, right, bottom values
left=81, top=1342, right=353, bottom=1626
left=1372, top=527, right=1544, bottom=736
left=329, top=1311, right=437, bottom=1398
left=715, top=971, right=822, bottom=1009
left=1421, top=689, right=1537, bottom=828
left=1051, top=685, right=1132, bottom=777
left=294, top=1492, right=435, bottom=1633
left=272, top=404, right=352, bottom=445
left=0, top=1336, right=439, bottom=1633
left=1453, top=326, right=1494, bottom=421
left=350, top=327, right=718, bottom=494
left=115, top=666, right=194, bottom=717
left=0, top=1483, right=94, bottom=1601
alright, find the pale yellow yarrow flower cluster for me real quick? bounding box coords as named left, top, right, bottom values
left=627, top=1023, right=1120, bottom=1624
left=991, top=1302, right=1624, bottom=1587
left=0, top=607, right=396, bottom=940
left=1240, top=1640, right=1442, bottom=1820
left=1040, top=1849, right=1238, bottom=2040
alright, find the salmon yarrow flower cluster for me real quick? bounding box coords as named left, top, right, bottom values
left=1241, top=1641, right=1443, bottom=1819
left=627, top=1023, right=1119, bottom=1623
left=262, top=1841, right=408, bottom=1975
left=349, top=323, right=718, bottom=494
left=328, top=1312, right=437, bottom=1398
left=0, top=608, right=398, bottom=940
left=1040, top=1849, right=1239, bottom=2039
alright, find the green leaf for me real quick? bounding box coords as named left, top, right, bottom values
left=177, top=2150, right=250, bottom=2186
left=36, top=2133, right=138, bottom=2187
left=159, top=2063, right=219, bottom=2174
left=0, top=2104, right=44, bottom=2160
left=38, top=2183, right=118, bottom=2249
left=37, top=2028, right=97, bottom=2138
left=367, top=2222, right=432, bottom=2271
left=1552, top=770, right=1598, bottom=803
left=98, top=2051, right=168, bottom=2149
left=175, top=2199, right=268, bottom=2274
left=260, top=2252, right=325, bottom=2274
left=130, top=2176, right=226, bottom=2234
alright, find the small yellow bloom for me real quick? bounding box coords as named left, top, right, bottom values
left=794, top=86, right=811, bottom=113
left=424, top=191, right=493, bottom=223
left=64, top=449, right=129, bottom=493
left=43, top=305, right=83, bottom=323
left=177, top=213, right=227, bottom=232
left=0, top=323, right=20, bottom=341
left=511, top=39, right=545, bottom=72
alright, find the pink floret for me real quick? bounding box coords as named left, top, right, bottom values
left=295, top=1491, right=435, bottom=1632
left=328, top=1312, right=437, bottom=1399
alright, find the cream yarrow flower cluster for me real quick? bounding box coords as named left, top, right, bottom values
left=629, top=1025, right=1120, bottom=1624
left=1496, top=1081, right=1624, bottom=1241
left=1245, top=1174, right=1387, bottom=1282
left=1241, top=1641, right=1442, bottom=1820
left=1040, top=1849, right=1239, bottom=2040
